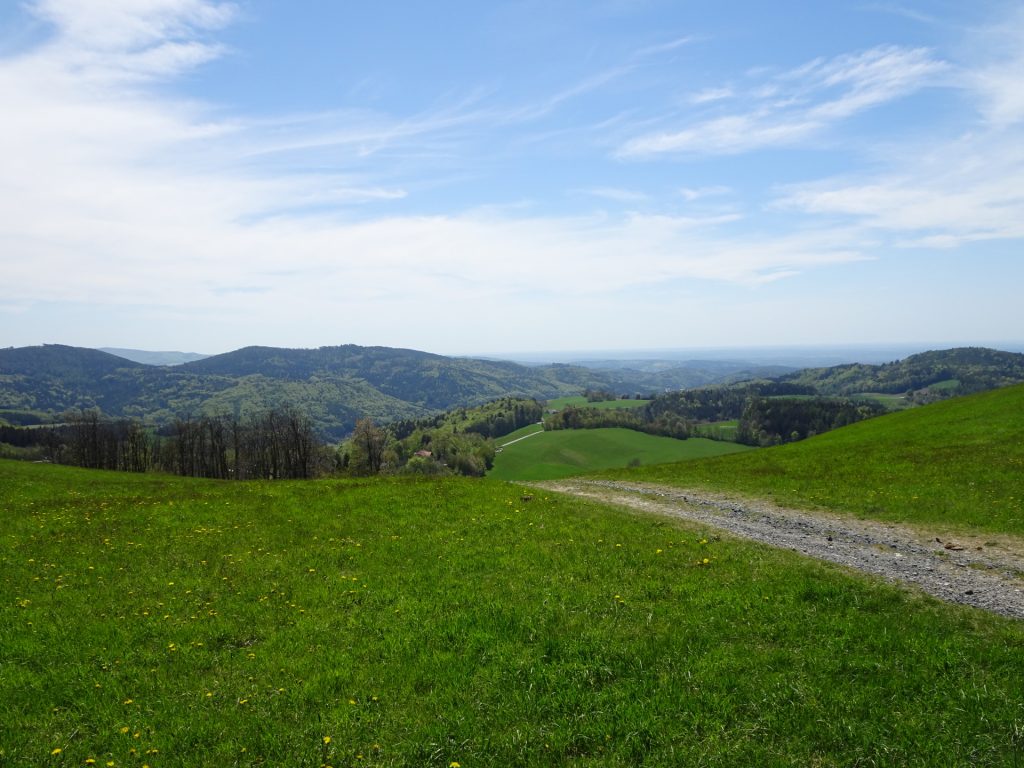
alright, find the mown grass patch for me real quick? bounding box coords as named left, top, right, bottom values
left=603, top=384, right=1024, bottom=537
left=489, top=428, right=750, bottom=481
left=3, top=460, right=1022, bottom=766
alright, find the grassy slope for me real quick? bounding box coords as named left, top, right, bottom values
left=603, top=384, right=1024, bottom=536
left=2, top=460, right=1023, bottom=767
left=489, top=428, right=750, bottom=481
left=545, top=396, right=650, bottom=410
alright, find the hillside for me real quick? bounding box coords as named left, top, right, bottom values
left=489, top=427, right=751, bottom=481
left=780, top=346, right=1024, bottom=399
left=604, top=383, right=1024, bottom=536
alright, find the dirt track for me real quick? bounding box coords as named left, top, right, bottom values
left=531, top=479, right=1024, bottom=620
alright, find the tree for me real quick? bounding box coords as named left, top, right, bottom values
left=349, top=418, right=388, bottom=475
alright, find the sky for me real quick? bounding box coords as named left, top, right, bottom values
left=1, top=0, right=1022, bottom=357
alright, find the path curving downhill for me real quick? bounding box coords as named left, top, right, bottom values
left=531, top=479, right=1024, bottom=620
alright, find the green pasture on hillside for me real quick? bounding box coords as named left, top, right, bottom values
left=545, top=396, right=650, bottom=411
left=605, top=384, right=1024, bottom=537
left=853, top=392, right=910, bottom=409
left=489, top=428, right=750, bottom=481
left=2, top=460, right=1024, bottom=766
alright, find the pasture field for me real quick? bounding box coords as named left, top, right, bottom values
left=496, top=424, right=545, bottom=445
left=692, top=419, right=739, bottom=440
left=604, top=384, right=1024, bottom=537
left=544, top=396, right=650, bottom=411
left=853, top=392, right=910, bottom=409
left=2, top=459, right=1023, bottom=767
left=489, top=428, right=750, bottom=481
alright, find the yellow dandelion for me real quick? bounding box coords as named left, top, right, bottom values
left=323, top=736, right=332, bottom=745
left=450, top=763, right=461, bottom=768
left=51, top=747, right=62, bottom=756
left=702, top=558, right=710, bottom=565
left=85, top=760, right=96, bottom=765
left=120, top=726, right=129, bottom=734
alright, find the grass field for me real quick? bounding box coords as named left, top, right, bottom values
left=604, top=384, right=1024, bottom=537
left=545, top=396, right=650, bottom=411
left=853, top=392, right=910, bottom=409
left=489, top=428, right=750, bottom=481
left=497, top=424, right=545, bottom=445
left=2, top=459, right=1023, bottom=766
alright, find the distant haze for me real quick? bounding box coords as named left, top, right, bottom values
left=98, top=348, right=210, bottom=367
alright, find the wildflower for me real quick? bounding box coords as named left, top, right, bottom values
left=120, top=726, right=130, bottom=734
left=450, top=763, right=461, bottom=768
left=85, top=760, right=96, bottom=765
left=51, top=747, right=62, bottom=756
left=702, top=558, right=710, bottom=565
left=323, top=736, right=332, bottom=745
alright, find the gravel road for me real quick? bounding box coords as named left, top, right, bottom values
left=531, top=479, right=1024, bottom=620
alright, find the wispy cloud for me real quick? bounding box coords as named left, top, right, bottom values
left=0, top=0, right=871, bottom=324
left=688, top=86, right=733, bottom=105
left=679, top=186, right=731, bottom=202
left=578, top=187, right=649, bottom=203
left=632, top=35, right=693, bottom=59
left=774, top=12, right=1024, bottom=248
left=620, top=45, right=948, bottom=157
left=964, top=7, right=1024, bottom=127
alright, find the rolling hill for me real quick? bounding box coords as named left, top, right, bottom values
left=2, top=344, right=724, bottom=439
left=605, top=382, right=1024, bottom=536
left=780, top=346, right=1024, bottom=398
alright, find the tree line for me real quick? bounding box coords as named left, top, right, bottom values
left=4, top=398, right=538, bottom=480
left=8, top=408, right=328, bottom=479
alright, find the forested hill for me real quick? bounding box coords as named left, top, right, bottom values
left=779, top=347, right=1024, bottom=398
left=176, top=345, right=605, bottom=410
left=0, top=344, right=645, bottom=439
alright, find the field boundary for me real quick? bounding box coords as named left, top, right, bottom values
left=531, top=479, right=1024, bottom=619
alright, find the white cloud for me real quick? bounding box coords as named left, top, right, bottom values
left=688, top=86, right=733, bottom=105
left=620, top=45, right=947, bottom=157
left=964, top=7, right=1024, bottom=127
left=776, top=132, right=1024, bottom=245
left=579, top=187, right=649, bottom=203
left=774, top=14, right=1024, bottom=248
left=679, top=186, right=731, bottom=202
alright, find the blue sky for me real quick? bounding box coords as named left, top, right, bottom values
left=1, top=0, right=1022, bottom=356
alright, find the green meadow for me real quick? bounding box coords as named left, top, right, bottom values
left=544, top=397, right=650, bottom=411
left=489, top=428, right=750, bottom=481
left=604, top=383, right=1024, bottom=537
left=3, top=457, right=1024, bottom=767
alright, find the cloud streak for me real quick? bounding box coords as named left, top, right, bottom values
left=620, top=45, right=948, bottom=157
